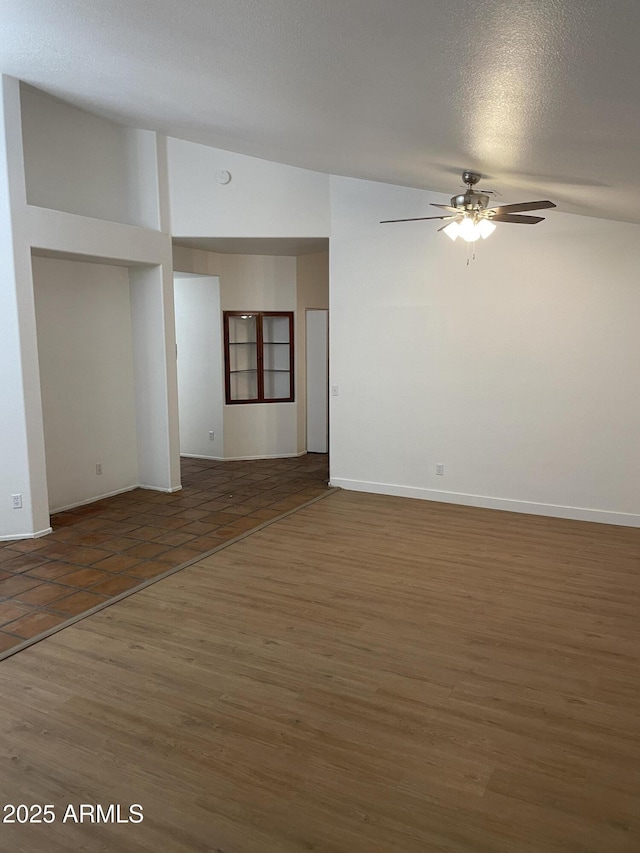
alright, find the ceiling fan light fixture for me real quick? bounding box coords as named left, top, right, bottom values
left=442, top=220, right=460, bottom=241
left=477, top=219, right=497, bottom=239
left=379, top=171, right=556, bottom=256
left=459, top=216, right=480, bottom=242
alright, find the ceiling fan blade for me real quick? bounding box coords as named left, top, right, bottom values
left=430, top=203, right=461, bottom=213
left=491, top=213, right=545, bottom=224
left=489, top=200, right=556, bottom=215
left=380, top=215, right=453, bottom=223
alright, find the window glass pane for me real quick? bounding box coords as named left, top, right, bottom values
left=263, top=342, right=290, bottom=370
left=264, top=370, right=291, bottom=399
left=262, top=315, right=290, bottom=343
left=228, top=314, right=257, bottom=344
left=230, top=370, right=258, bottom=401
left=229, top=342, right=257, bottom=372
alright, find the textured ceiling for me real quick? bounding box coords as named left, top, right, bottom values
left=2, top=0, right=640, bottom=223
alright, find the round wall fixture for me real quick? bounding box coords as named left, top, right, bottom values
left=215, top=169, right=232, bottom=184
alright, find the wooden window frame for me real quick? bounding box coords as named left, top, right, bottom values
left=223, top=311, right=295, bottom=405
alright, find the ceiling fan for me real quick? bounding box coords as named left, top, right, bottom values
left=381, top=171, right=556, bottom=242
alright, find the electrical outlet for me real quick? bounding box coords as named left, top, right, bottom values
left=12, top=494, right=23, bottom=509
left=96, top=463, right=103, bottom=475
left=435, top=463, right=444, bottom=476
left=209, top=431, right=215, bottom=441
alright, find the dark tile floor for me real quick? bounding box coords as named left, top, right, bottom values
left=0, top=454, right=329, bottom=657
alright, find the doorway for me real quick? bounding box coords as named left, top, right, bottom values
left=306, top=309, right=329, bottom=453
left=173, top=273, right=224, bottom=459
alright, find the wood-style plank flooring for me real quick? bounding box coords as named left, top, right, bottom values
left=0, top=490, right=639, bottom=852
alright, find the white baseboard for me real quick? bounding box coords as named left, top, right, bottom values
left=0, top=526, right=53, bottom=542
left=180, top=453, right=226, bottom=461
left=51, top=483, right=183, bottom=514
left=329, top=478, right=640, bottom=528
left=50, top=485, right=139, bottom=514
left=181, top=452, right=306, bottom=462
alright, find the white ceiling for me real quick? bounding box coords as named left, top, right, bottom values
left=2, top=0, right=640, bottom=224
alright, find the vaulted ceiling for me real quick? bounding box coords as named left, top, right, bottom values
left=2, top=0, right=640, bottom=223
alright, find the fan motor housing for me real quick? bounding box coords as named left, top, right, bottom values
left=450, top=190, right=490, bottom=212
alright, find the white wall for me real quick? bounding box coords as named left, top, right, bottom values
left=167, top=140, right=331, bottom=461
left=21, top=85, right=160, bottom=229
left=1, top=79, right=181, bottom=540
left=0, top=75, right=50, bottom=540
left=173, top=245, right=222, bottom=277
left=167, top=137, right=330, bottom=238
left=130, top=264, right=181, bottom=491
left=172, top=250, right=300, bottom=460
left=219, top=253, right=296, bottom=310
left=32, top=256, right=138, bottom=511
left=174, top=274, right=224, bottom=458
left=329, top=176, right=640, bottom=526
left=220, top=254, right=298, bottom=459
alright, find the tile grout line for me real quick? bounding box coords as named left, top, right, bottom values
left=0, top=487, right=340, bottom=663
